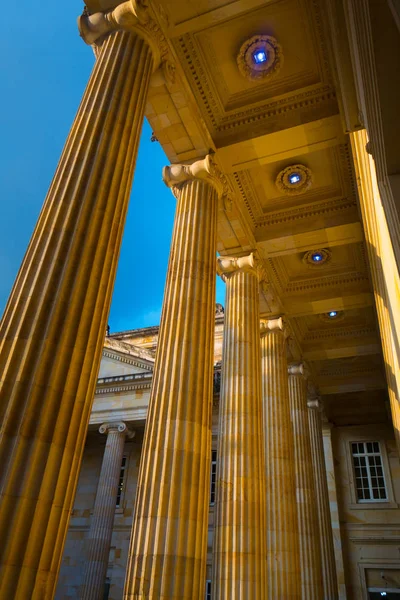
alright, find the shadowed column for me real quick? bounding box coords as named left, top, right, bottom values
left=0, top=3, right=165, bottom=596
left=260, top=318, right=301, bottom=599
left=81, top=422, right=134, bottom=600
left=123, top=155, right=222, bottom=599
left=308, top=398, right=338, bottom=599
left=288, top=363, right=323, bottom=599
left=212, top=253, right=266, bottom=600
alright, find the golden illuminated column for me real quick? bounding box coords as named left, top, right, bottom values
left=260, top=318, right=301, bottom=600
left=0, top=4, right=167, bottom=598
left=81, top=422, right=134, bottom=600
left=212, top=254, right=266, bottom=600
left=307, top=398, right=338, bottom=599
left=123, top=156, right=222, bottom=599
left=288, top=363, right=323, bottom=599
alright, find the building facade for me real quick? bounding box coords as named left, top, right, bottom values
left=1, top=0, right=400, bottom=599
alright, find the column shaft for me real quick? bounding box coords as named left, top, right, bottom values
left=81, top=423, right=132, bottom=600
left=308, top=402, right=338, bottom=599
left=124, top=160, right=219, bottom=599
left=212, top=255, right=266, bottom=599
left=288, top=366, right=323, bottom=599
left=260, top=320, right=301, bottom=599
left=0, top=31, right=153, bottom=600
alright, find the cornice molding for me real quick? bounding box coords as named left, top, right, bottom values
left=255, top=196, right=356, bottom=229
left=304, top=326, right=377, bottom=342
left=102, top=349, right=153, bottom=372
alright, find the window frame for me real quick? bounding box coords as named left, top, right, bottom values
left=351, top=441, right=388, bottom=503
left=210, top=450, right=217, bottom=506
left=345, top=433, right=398, bottom=510
left=115, top=454, right=128, bottom=511
left=205, top=579, right=212, bottom=600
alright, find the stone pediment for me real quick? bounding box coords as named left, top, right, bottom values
left=98, top=338, right=154, bottom=379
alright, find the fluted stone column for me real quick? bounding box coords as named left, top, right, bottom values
left=124, top=156, right=223, bottom=599
left=212, top=254, right=266, bottom=600
left=288, top=364, right=323, bottom=599
left=260, top=318, right=301, bottom=599
left=308, top=398, right=338, bottom=599
left=0, top=4, right=167, bottom=597
left=81, top=422, right=134, bottom=600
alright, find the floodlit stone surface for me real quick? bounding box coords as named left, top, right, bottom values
left=123, top=156, right=221, bottom=599
left=288, top=364, right=323, bottom=599
left=260, top=318, right=301, bottom=599
left=212, top=254, right=266, bottom=599
left=0, top=28, right=154, bottom=599
left=308, top=399, right=338, bottom=599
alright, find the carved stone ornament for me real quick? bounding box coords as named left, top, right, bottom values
left=288, top=362, right=309, bottom=379
left=215, top=303, right=225, bottom=316
left=162, top=154, right=224, bottom=198
left=237, top=35, right=283, bottom=81
left=302, top=248, right=332, bottom=268
left=99, top=422, right=135, bottom=438
left=217, top=252, right=259, bottom=281
left=77, top=0, right=172, bottom=72
left=275, top=164, right=313, bottom=195
left=259, top=316, right=289, bottom=338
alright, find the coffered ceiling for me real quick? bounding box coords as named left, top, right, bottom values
left=84, top=0, right=389, bottom=425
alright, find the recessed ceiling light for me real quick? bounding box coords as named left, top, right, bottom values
left=311, top=252, right=323, bottom=263
left=328, top=311, right=338, bottom=318
left=289, top=172, right=301, bottom=184
left=253, top=50, right=267, bottom=64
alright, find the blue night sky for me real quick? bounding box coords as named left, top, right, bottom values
left=0, top=0, right=225, bottom=332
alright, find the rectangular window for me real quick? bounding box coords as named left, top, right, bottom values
left=205, top=579, right=212, bottom=600
left=116, top=456, right=127, bottom=508
left=351, top=441, right=388, bottom=502
left=210, top=450, right=217, bottom=505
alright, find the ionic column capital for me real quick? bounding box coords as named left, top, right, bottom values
left=163, top=154, right=224, bottom=198
left=217, top=252, right=259, bottom=281
left=288, top=361, right=310, bottom=379
left=99, top=422, right=135, bottom=438
left=78, top=1, right=171, bottom=72
left=260, top=316, right=289, bottom=338
left=307, top=397, right=322, bottom=411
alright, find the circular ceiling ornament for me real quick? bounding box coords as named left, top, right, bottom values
left=302, top=248, right=332, bottom=268
left=319, top=310, right=345, bottom=323
left=275, top=164, right=313, bottom=195
left=237, top=35, right=283, bottom=81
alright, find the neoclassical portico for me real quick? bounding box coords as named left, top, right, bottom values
left=2, top=0, right=400, bottom=599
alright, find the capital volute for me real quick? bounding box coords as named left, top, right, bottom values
left=260, top=316, right=289, bottom=338
left=217, top=252, right=259, bottom=281
left=288, top=362, right=310, bottom=379
left=162, top=154, right=224, bottom=198
left=77, top=0, right=172, bottom=72
left=99, top=422, right=135, bottom=438
left=307, top=397, right=322, bottom=411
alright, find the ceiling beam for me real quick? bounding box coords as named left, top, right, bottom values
left=257, top=222, right=364, bottom=256
left=303, top=342, right=381, bottom=361
left=216, top=116, right=345, bottom=173
left=284, top=292, right=374, bottom=317
left=167, top=0, right=274, bottom=37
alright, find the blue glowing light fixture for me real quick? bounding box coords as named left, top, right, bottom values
left=289, top=172, right=301, bottom=184
left=311, top=252, right=323, bottom=263
left=380, top=593, right=387, bottom=597
left=253, top=50, right=267, bottom=64
left=328, top=311, right=338, bottom=318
